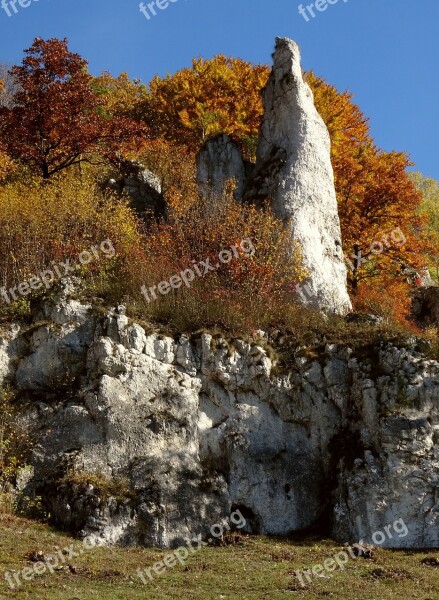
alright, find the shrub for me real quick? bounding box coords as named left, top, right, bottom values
left=134, top=138, right=198, bottom=200
left=0, top=387, right=30, bottom=495
left=353, top=278, right=417, bottom=331
left=123, top=186, right=307, bottom=333
left=0, top=168, right=143, bottom=315
left=61, top=469, right=136, bottom=504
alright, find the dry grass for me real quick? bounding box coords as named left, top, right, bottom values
left=0, top=513, right=437, bottom=599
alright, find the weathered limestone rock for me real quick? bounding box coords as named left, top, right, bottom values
left=0, top=324, right=24, bottom=383
left=249, top=38, right=351, bottom=315
left=109, top=160, right=166, bottom=221
left=196, top=134, right=248, bottom=202
left=411, top=285, right=439, bottom=327
left=1, top=289, right=438, bottom=548
left=332, top=344, right=439, bottom=548
left=194, top=40, right=351, bottom=315
left=124, top=166, right=165, bottom=220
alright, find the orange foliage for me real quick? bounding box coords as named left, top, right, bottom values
left=126, top=189, right=306, bottom=332
left=354, top=278, right=415, bottom=328
left=307, top=73, right=438, bottom=322
left=144, top=56, right=270, bottom=158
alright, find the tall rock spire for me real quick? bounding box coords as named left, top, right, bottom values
left=253, top=37, right=351, bottom=315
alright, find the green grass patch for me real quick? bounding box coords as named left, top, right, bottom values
left=0, top=513, right=437, bottom=599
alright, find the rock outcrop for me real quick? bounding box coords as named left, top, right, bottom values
left=109, top=160, right=166, bottom=221
left=196, top=134, right=249, bottom=202
left=0, top=287, right=437, bottom=549
left=248, top=38, right=351, bottom=315
left=195, top=40, right=351, bottom=315
left=412, top=286, right=439, bottom=327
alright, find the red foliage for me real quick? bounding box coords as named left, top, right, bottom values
left=0, top=38, right=145, bottom=178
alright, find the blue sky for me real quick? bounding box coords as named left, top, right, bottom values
left=0, top=0, right=438, bottom=179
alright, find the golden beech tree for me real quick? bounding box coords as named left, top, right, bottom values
left=143, top=56, right=270, bottom=158
left=92, top=72, right=149, bottom=119
left=0, top=38, right=145, bottom=179
left=336, top=150, right=430, bottom=288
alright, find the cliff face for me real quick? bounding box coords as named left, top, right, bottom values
left=1, top=285, right=437, bottom=549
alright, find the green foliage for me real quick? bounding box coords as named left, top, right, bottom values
left=12, top=487, right=47, bottom=521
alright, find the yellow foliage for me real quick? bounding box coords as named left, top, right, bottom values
left=0, top=170, right=142, bottom=297
left=93, top=72, right=148, bottom=118
left=135, top=138, right=198, bottom=200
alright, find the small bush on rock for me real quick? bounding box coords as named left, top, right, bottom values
left=0, top=386, right=31, bottom=512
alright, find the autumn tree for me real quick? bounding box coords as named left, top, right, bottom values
left=307, top=74, right=436, bottom=295
left=92, top=71, right=148, bottom=120
left=0, top=63, right=18, bottom=109
left=410, top=172, right=439, bottom=279
left=0, top=38, right=145, bottom=179
left=142, top=56, right=270, bottom=158
left=303, top=73, right=438, bottom=321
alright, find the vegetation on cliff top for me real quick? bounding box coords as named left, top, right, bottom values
left=0, top=37, right=438, bottom=334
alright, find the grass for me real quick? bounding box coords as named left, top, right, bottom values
left=0, top=513, right=437, bottom=599
left=59, top=470, right=137, bottom=504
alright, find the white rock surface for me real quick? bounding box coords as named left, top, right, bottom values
left=253, top=38, right=352, bottom=315
left=1, top=289, right=437, bottom=549
left=196, top=134, right=247, bottom=202
left=110, top=160, right=166, bottom=220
